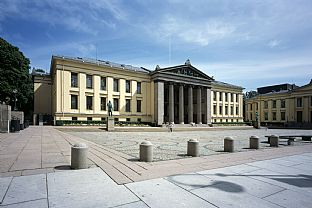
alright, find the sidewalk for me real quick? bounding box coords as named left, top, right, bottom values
left=0, top=126, right=312, bottom=207
left=0, top=153, right=311, bottom=207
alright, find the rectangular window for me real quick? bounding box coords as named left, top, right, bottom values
left=213, top=91, right=216, bottom=101
left=137, top=100, right=142, bottom=112
left=71, top=73, right=78, bottom=87
left=236, top=106, right=239, bottom=115
left=113, top=98, right=119, bottom=111
left=126, top=99, right=131, bottom=112
left=86, top=96, right=93, bottom=110
left=256, top=103, right=258, bottom=110
left=113, top=79, right=119, bottom=92
left=281, top=112, right=286, bottom=121
left=225, top=106, right=228, bottom=115
left=86, top=75, right=93, bottom=89
left=235, top=94, right=238, bottom=102
left=272, top=112, right=277, bottom=120
left=100, top=77, right=106, bottom=91
left=100, top=97, right=106, bottom=111
left=297, top=97, right=302, bottom=107
left=219, top=106, right=222, bottom=114
left=114, top=118, right=119, bottom=122
left=250, top=113, right=253, bottom=120
left=230, top=106, right=234, bottom=115
left=137, top=118, right=141, bottom=122
left=137, top=82, right=141, bottom=94
left=281, top=99, right=286, bottom=108
left=219, top=92, right=222, bottom=101
left=264, top=101, right=268, bottom=109
left=126, top=80, right=131, bottom=93
left=225, top=94, right=228, bottom=102
left=71, top=95, right=78, bottom=109
left=72, top=117, right=77, bottom=121
left=213, top=105, right=217, bottom=114
left=87, top=117, right=92, bottom=121
left=264, top=112, right=268, bottom=120
left=101, top=117, right=106, bottom=121
left=126, top=118, right=130, bottom=122
left=231, top=94, right=233, bottom=102
left=272, top=100, right=276, bottom=108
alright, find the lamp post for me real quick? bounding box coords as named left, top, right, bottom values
left=13, top=89, right=17, bottom=111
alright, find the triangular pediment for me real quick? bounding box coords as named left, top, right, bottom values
left=153, top=64, right=214, bottom=81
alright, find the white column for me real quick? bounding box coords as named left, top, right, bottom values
left=196, top=88, right=202, bottom=124
left=188, top=86, right=193, bottom=123
left=154, top=81, right=164, bottom=126
left=169, top=84, right=174, bottom=124
left=179, top=85, right=184, bottom=124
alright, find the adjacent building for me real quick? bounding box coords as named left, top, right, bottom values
left=245, top=81, right=312, bottom=127
left=33, top=55, right=244, bottom=126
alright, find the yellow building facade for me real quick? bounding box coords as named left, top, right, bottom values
left=245, top=81, right=312, bottom=127
left=33, top=55, right=244, bottom=125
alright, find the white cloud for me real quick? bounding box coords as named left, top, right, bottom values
left=268, top=39, right=281, bottom=48
left=149, top=16, right=236, bottom=46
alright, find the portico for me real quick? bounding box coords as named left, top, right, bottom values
left=152, top=60, right=213, bottom=126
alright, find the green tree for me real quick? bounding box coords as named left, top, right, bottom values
left=0, top=37, right=33, bottom=116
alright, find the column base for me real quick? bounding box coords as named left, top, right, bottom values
left=179, top=122, right=184, bottom=124
left=197, top=122, right=202, bottom=125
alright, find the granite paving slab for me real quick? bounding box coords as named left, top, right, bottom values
left=0, top=177, right=12, bottom=204
left=0, top=199, right=48, bottom=208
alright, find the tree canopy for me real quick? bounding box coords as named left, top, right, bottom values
left=0, top=37, right=33, bottom=115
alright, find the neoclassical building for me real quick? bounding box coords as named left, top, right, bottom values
left=245, top=81, right=312, bottom=127
left=33, top=55, right=244, bottom=125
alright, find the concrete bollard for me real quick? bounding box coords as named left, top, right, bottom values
left=224, top=137, right=234, bottom=152
left=187, top=138, right=199, bottom=157
left=249, top=136, right=260, bottom=149
left=269, top=135, right=279, bottom=147
left=71, top=143, right=88, bottom=169
left=140, top=141, right=153, bottom=162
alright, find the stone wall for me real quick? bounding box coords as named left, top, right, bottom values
left=0, top=104, right=11, bottom=133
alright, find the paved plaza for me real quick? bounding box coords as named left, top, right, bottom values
left=0, top=126, right=312, bottom=207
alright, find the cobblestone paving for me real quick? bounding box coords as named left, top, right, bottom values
left=63, top=128, right=312, bottom=161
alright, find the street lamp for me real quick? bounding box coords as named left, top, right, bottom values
left=13, top=89, right=17, bottom=111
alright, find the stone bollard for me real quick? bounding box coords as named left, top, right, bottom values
left=71, top=143, right=88, bottom=169
left=249, top=136, right=260, bottom=149
left=224, top=137, right=234, bottom=152
left=269, top=135, right=279, bottom=147
left=187, top=138, right=199, bottom=157
left=140, top=141, right=153, bottom=162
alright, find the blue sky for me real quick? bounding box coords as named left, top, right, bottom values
left=1, top=0, right=312, bottom=91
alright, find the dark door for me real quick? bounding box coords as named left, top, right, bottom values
left=297, top=111, right=302, bottom=123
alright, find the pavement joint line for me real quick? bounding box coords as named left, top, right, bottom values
left=260, top=187, right=288, bottom=199
left=0, top=177, right=13, bottom=205
left=0, top=198, right=47, bottom=207
left=118, top=186, right=151, bottom=208
left=45, top=173, right=50, bottom=208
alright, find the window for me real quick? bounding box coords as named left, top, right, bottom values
left=230, top=106, right=234, bottom=115
left=100, top=97, right=106, bottom=111
left=231, top=94, right=234, bottom=102
left=114, top=118, right=119, bottom=122
left=71, top=95, right=78, bottom=109
left=281, top=112, right=286, bottom=121
left=137, top=82, right=141, bottom=94
left=126, top=80, right=131, bottom=93
left=264, top=112, right=268, bottom=120
left=219, top=92, right=222, bottom=101
left=219, top=106, right=222, bottom=114
left=250, top=113, right=253, bottom=120
left=256, top=103, right=258, bottom=110
left=87, top=117, right=92, bottom=121
left=100, top=77, right=106, bottom=91
left=272, top=112, right=276, bottom=120
left=86, top=96, right=93, bottom=110
left=213, top=105, right=217, bottom=114
left=297, top=97, right=302, bottom=107
left=113, top=98, right=119, bottom=111
left=272, top=100, right=276, bottom=108
left=226, top=119, right=228, bottom=122
left=225, top=106, right=228, bottom=115
left=126, top=118, right=130, bottom=122
left=137, top=100, right=142, bottom=112
left=236, top=106, right=239, bottom=115
left=213, top=92, right=216, bottom=101
left=126, top=99, right=131, bottom=112
left=225, top=94, right=228, bottom=102
left=235, top=94, right=238, bottom=102
left=113, top=79, right=119, bottom=92
left=72, top=117, right=77, bottom=121
left=86, top=75, right=93, bottom=89
left=264, top=101, right=268, bottom=109
left=137, top=118, right=141, bottom=122
left=101, top=117, right=106, bottom=121
left=71, top=73, right=78, bottom=87
left=249, top=104, right=252, bottom=111
left=281, top=99, right=285, bottom=108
